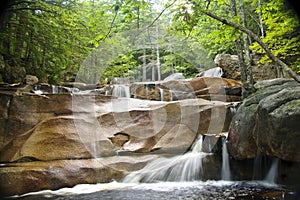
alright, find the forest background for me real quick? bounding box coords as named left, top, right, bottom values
left=0, top=0, right=299, bottom=91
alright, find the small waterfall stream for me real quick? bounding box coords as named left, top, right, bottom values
left=264, top=158, right=279, bottom=184
left=200, top=67, right=224, bottom=77
left=51, top=85, right=59, bottom=94
left=123, top=135, right=207, bottom=183
left=112, top=85, right=131, bottom=98
left=33, top=85, right=43, bottom=95
left=221, top=139, right=231, bottom=181
left=159, top=88, right=164, bottom=101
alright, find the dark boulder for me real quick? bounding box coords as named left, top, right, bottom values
left=228, top=78, right=300, bottom=162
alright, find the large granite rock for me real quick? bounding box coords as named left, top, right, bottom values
left=228, top=78, right=300, bottom=162
left=0, top=95, right=233, bottom=162
left=0, top=90, right=236, bottom=196
left=0, top=155, right=158, bottom=196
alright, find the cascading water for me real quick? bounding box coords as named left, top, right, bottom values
left=33, top=85, right=43, bottom=95
left=159, top=88, right=164, bottom=101
left=221, top=138, right=231, bottom=181
left=51, top=85, right=59, bottom=94
left=200, top=67, right=224, bottom=77
left=123, top=135, right=207, bottom=183
left=112, top=85, right=131, bottom=98
left=264, top=157, right=279, bottom=184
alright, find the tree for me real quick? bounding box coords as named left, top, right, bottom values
left=200, top=6, right=300, bottom=83
left=173, top=0, right=300, bottom=90
left=0, top=0, right=117, bottom=84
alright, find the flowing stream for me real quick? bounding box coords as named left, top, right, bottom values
left=112, top=85, right=131, bottom=98
left=123, top=135, right=206, bottom=183
left=11, top=135, right=294, bottom=200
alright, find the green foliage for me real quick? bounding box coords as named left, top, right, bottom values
left=250, top=0, right=300, bottom=68
left=1, top=0, right=299, bottom=85
left=0, top=0, right=96, bottom=84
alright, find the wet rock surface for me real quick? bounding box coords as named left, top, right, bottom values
left=0, top=156, right=159, bottom=196
left=228, top=78, right=300, bottom=162
left=1, top=77, right=299, bottom=197
left=0, top=89, right=236, bottom=195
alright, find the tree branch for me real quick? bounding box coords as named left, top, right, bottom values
left=201, top=10, right=300, bottom=82
left=146, top=0, right=177, bottom=29
left=100, top=9, right=119, bottom=42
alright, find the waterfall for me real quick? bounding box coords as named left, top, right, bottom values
left=123, top=135, right=207, bottom=183
left=264, top=158, right=279, bottom=184
left=159, top=88, right=164, bottom=101
left=112, top=85, right=130, bottom=98
left=52, top=85, right=59, bottom=94
left=191, top=135, right=203, bottom=153
left=221, top=139, right=231, bottom=181
left=200, top=67, right=224, bottom=77
left=33, top=85, right=43, bottom=95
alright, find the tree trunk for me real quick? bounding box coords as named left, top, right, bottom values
left=156, top=25, right=161, bottom=81
left=142, top=49, right=147, bottom=81
left=201, top=10, right=300, bottom=83
left=230, top=0, right=252, bottom=98
left=257, top=0, right=264, bottom=37
left=238, top=0, right=255, bottom=96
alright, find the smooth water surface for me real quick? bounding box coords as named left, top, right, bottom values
left=10, top=180, right=296, bottom=200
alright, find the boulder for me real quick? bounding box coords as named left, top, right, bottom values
left=0, top=94, right=234, bottom=162
left=214, top=54, right=240, bottom=80
left=228, top=78, right=300, bottom=162
left=163, top=73, right=185, bottom=81
left=214, top=54, right=278, bottom=81
left=0, top=116, right=116, bottom=162
left=152, top=124, right=196, bottom=153
left=25, top=75, right=39, bottom=85
left=254, top=87, right=300, bottom=162
left=0, top=91, right=236, bottom=196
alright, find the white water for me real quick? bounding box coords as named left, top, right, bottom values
left=123, top=135, right=207, bottom=183
left=51, top=85, right=59, bottom=94
left=200, top=67, right=224, bottom=77
left=221, top=139, right=231, bottom=181
left=112, top=85, right=131, bottom=98
left=13, top=180, right=238, bottom=198
left=264, top=158, right=279, bottom=184
left=33, top=85, right=43, bottom=95
left=159, top=88, right=164, bottom=101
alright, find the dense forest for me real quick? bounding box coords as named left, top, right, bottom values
left=0, top=0, right=299, bottom=90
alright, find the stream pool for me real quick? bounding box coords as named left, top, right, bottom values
left=9, top=180, right=297, bottom=200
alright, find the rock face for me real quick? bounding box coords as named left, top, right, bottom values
left=0, top=85, right=236, bottom=196
left=0, top=156, right=158, bottom=196
left=0, top=96, right=233, bottom=162
left=228, top=78, right=300, bottom=162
